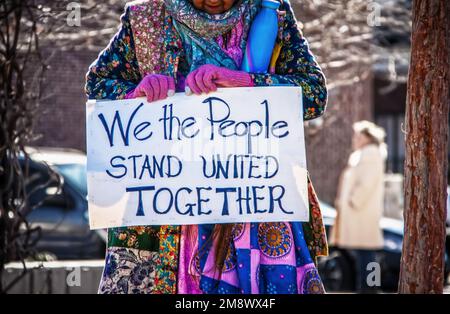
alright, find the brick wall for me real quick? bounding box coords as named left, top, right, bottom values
left=305, top=71, right=374, bottom=204
left=32, top=49, right=98, bottom=151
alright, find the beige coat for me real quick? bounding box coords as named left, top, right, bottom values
left=329, top=144, right=385, bottom=249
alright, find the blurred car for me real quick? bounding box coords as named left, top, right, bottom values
left=318, top=202, right=450, bottom=292
left=19, top=147, right=106, bottom=260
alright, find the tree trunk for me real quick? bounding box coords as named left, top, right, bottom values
left=398, top=0, right=450, bottom=293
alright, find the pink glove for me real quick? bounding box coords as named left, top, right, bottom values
left=125, top=74, right=175, bottom=102
left=185, top=64, right=254, bottom=95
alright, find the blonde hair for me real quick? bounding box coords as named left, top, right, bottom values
left=353, top=120, right=386, bottom=146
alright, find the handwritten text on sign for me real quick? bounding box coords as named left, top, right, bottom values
left=86, top=87, right=309, bottom=229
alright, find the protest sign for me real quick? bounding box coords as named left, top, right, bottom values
left=86, top=86, right=308, bottom=229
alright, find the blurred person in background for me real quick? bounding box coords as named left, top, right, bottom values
left=329, top=120, right=387, bottom=293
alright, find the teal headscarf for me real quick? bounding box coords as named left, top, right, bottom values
left=163, top=0, right=262, bottom=72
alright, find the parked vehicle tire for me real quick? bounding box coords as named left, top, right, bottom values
left=318, top=248, right=354, bottom=292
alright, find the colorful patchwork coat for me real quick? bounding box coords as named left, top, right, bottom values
left=85, top=0, right=328, bottom=294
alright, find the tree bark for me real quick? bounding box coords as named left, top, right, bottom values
left=398, top=0, right=450, bottom=293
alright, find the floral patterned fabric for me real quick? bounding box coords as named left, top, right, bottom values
left=128, top=0, right=167, bottom=77
left=163, top=0, right=260, bottom=73
left=304, top=175, right=329, bottom=261
left=100, top=225, right=181, bottom=294
left=85, top=8, right=141, bottom=100
left=86, top=0, right=328, bottom=294
left=99, top=247, right=158, bottom=294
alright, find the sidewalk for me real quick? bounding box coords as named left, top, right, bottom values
left=3, top=260, right=104, bottom=294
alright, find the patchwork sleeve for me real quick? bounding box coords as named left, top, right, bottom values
left=85, top=7, right=141, bottom=100
left=250, top=0, right=328, bottom=120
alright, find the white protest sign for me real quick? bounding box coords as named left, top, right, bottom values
left=86, top=86, right=308, bottom=229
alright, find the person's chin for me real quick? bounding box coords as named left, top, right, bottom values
left=204, top=6, right=224, bottom=14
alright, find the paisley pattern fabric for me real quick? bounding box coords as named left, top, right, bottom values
left=163, top=0, right=252, bottom=39
left=216, top=17, right=245, bottom=66
left=86, top=0, right=328, bottom=294
left=165, top=0, right=260, bottom=73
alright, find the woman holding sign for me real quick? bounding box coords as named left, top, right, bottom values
left=86, top=0, right=328, bottom=294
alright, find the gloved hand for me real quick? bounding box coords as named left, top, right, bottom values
left=125, top=74, right=176, bottom=102
left=185, top=64, right=254, bottom=95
